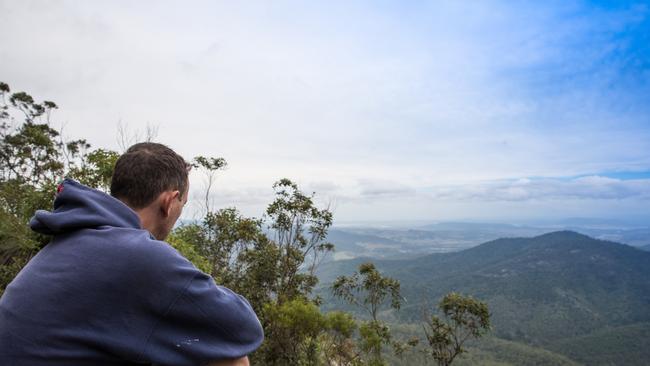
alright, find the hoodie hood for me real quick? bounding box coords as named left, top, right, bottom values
left=30, top=178, right=141, bottom=235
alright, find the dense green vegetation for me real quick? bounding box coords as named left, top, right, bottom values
left=454, top=337, right=581, bottom=366
left=378, top=327, right=583, bottom=365
left=547, top=322, right=650, bottom=366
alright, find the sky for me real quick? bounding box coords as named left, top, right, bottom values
left=1, top=0, right=649, bottom=225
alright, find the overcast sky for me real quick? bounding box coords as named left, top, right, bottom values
left=1, top=0, right=649, bottom=224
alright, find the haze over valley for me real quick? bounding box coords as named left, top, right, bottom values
left=325, top=219, right=650, bottom=260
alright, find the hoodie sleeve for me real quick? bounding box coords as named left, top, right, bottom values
left=138, top=248, right=264, bottom=366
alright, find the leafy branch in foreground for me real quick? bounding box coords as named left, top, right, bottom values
left=332, top=262, right=406, bottom=366
left=423, top=292, right=491, bottom=366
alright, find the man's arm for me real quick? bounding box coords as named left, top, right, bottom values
left=207, top=356, right=250, bottom=366
left=136, top=247, right=263, bottom=365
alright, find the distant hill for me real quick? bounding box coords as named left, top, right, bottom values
left=318, top=231, right=650, bottom=364
left=640, top=244, right=650, bottom=251
left=326, top=223, right=650, bottom=260
left=418, top=221, right=650, bottom=248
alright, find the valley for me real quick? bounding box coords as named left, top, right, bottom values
left=318, top=229, right=650, bottom=365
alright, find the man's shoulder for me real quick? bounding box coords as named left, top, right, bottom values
left=71, top=226, right=165, bottom=249
left=58, top=227, right=191, bottom=273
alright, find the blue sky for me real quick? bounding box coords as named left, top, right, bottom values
left=1, top=0, right=649, bottom=223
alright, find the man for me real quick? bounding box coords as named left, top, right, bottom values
left=0, top=143, right=263, bottom=365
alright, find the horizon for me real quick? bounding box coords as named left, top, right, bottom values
left=180, top=216, right=650, bottom=231
left=1, top=1, right=649, bottom=223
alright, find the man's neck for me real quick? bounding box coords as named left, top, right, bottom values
left=133, top=205, right=161, bottom=239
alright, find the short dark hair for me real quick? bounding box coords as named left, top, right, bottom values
left=110, top=142, right=190, bottom=209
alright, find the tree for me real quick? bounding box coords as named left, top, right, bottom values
left=320, top=311, right=359, bottom=366
left=332, top=262, right=403, bottom=366
left=178, top=208, right=265, bottom=289
left=0, top=81, right=120, bottom=296
left=266, top=178, right=334, bottom=302
left=262, top=299, right=326, bottom=365
left=68, top=149, right=120, bottom=192
left=252, top=179, right=336, bottom=365
left=192, top=155, right=227, bottom=214
left=422, top=292, right=491, bottom=366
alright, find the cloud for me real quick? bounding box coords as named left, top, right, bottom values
left=1, top=1, right=649, bottom=221
left=357, top=179, right=417, bottom=199
left=427, top=176, right=650, bottom=202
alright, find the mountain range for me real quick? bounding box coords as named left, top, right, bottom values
left=318, top=231, right=650, bottom=365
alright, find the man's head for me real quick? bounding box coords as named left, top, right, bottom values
left=110, top=142, right=190, bottom=240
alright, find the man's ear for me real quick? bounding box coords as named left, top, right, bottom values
left=160, top=191, right=180, bottom=217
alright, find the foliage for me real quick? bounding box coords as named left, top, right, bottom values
left=192, top=155, right=227, bottom=213
left=332, top=262, right=406, bottom=365
left=459, top=336, right=581, bottom=366
left=260, top=299, right=326, bottom=365
left=320, top=311, right=359, bottom=366
left=332, top=262, right=402, bottom=322
left=423, top=292, right=491, bottom=366
left=166, top=233, right=211, bottom=274
left=175, top=208, right=266, bottom=288
left=267, top=178, right=334, bottom=302
left=0, top=82, right=119, bottom=295
left=547, top=322, right=650, bottom=366
left=68, top=148, right=119, bottom=192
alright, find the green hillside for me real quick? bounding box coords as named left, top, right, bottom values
left=385, top=335, right=581, bottom=366
left=318, top=231, right=650, bottom=364
left=379, top=324, right=581, bottom=366
left=547, top=322, right=650, bottom=366
left=455, top=337, right=581, bottom=366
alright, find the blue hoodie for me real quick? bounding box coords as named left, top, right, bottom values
left=0, top=179, right=264, bottom=366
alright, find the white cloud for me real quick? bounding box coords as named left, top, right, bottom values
left=1, top=1, right=648, bottom=222
left=426, top=176, right=650, bottom=202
